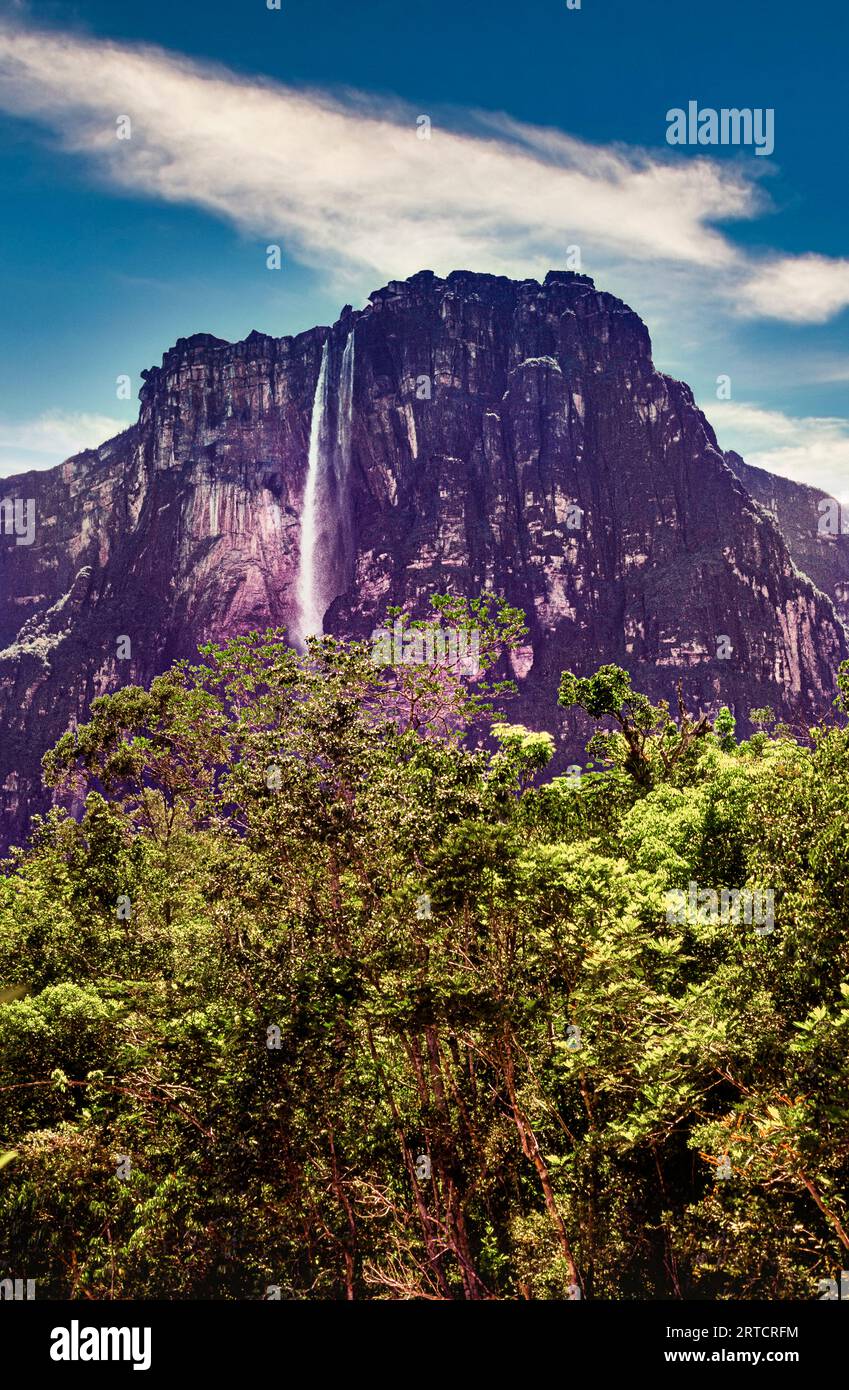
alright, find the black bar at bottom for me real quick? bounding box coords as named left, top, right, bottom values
left=1, top=1297, right=841, bottom=1379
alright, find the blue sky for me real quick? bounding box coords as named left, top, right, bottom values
left=0, top=0, right=847, bottom=496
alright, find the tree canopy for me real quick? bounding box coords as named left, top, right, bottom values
left=1, top=598, right=848, bottom=1300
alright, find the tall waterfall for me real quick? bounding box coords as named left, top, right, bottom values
left=295, top=339, right=330, bottom=646
left=338, top=328, right=355, bottom=483
left=334, top=328, right=356, bottom=587
left=295, top=328, right=356, bottom=648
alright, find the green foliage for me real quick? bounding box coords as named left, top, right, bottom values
left=713, top=706, right=736, bottom=754
left=558, top=664, right=713, bottom=788
left=1, top=626, right=847, bottom=1299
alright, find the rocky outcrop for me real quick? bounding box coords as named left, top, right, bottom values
left=1, top=269, right=846, bottom=852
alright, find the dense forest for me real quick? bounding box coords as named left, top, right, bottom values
left=1, top=595, right=847, bottom=1300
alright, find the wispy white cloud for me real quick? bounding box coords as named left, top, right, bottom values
left=709, top=401, right=849, bottom=506
left=736, top=254, right=849, bottom=324
left=811, top=361, right=849, bottom=385
left=0, top=20, right=847, bottom=327
left=0, top=412, right=132, bottom=477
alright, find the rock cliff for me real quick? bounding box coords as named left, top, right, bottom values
left=1, top=270, right=846, bottom=851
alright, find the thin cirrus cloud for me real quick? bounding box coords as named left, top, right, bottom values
left=0, top=20, right=848, bottom=327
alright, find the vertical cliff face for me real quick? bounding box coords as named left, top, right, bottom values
left=323, top=272, right=846, bottom=734
left=725, top=451, right=849, bottom=628
left=0, top=269, right=846, bottom=851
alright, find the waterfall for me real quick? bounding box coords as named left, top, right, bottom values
left=333, top=328, right=356, bottom=589
left=295, top=327, right=356, bottom=648
left=295, top=338, right=330, bottom=646
left=338, top=328, right=355, bottom=483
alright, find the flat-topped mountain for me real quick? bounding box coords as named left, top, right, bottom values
left=1, top=269, right=846, bottom=851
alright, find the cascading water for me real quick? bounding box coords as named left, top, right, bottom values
left=294, top=328, right=356, bottom=648
left=338, top=328, right=355, bottom=487
left=332, top=327, right=356, bottom=590
left=295, top=339, right=330, bottom=647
